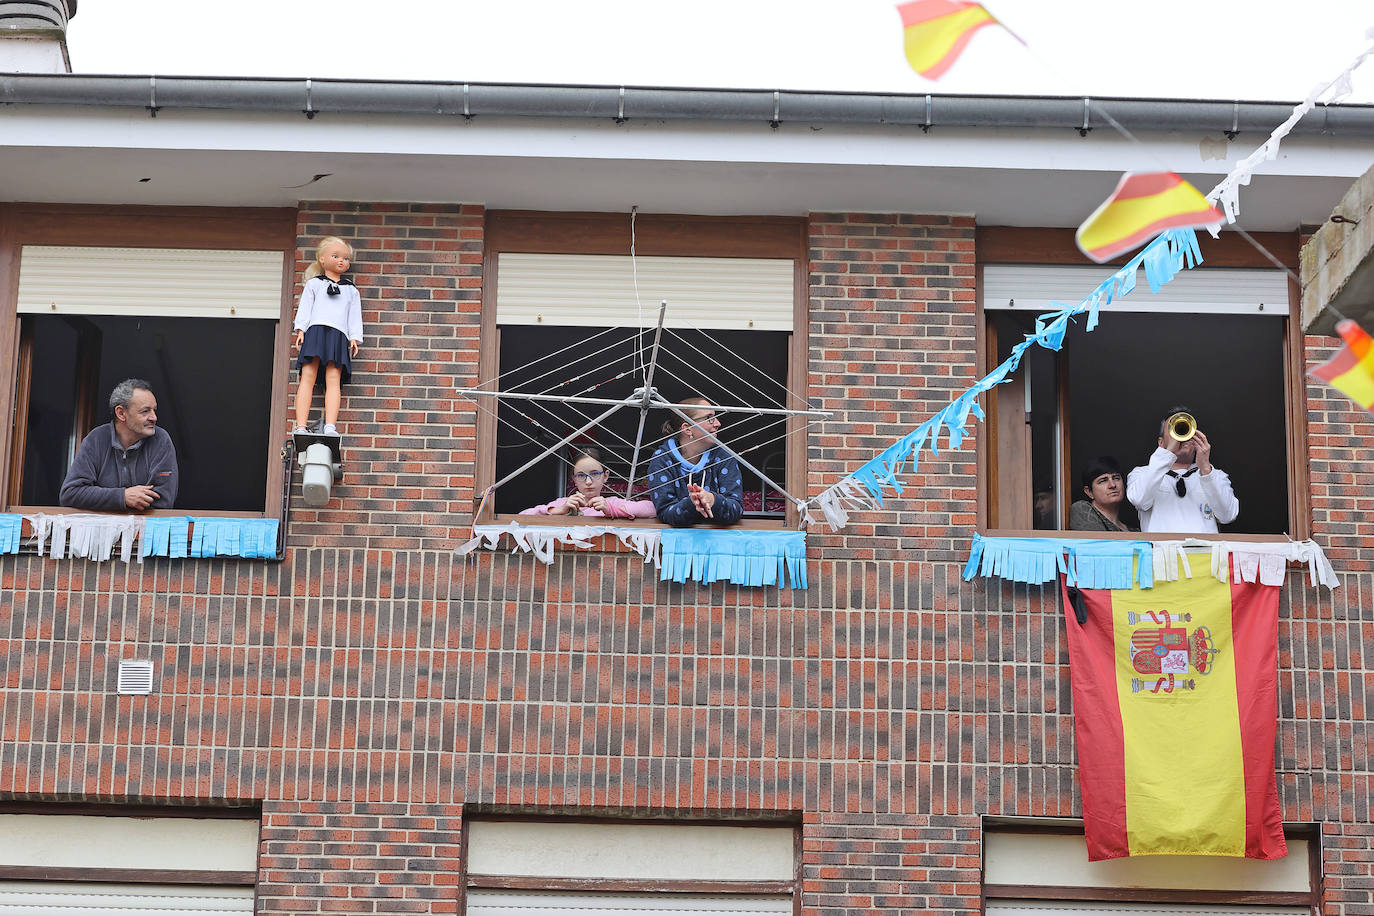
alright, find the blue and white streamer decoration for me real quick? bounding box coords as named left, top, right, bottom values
left=140, top=516, right=192, bottom=559
left=659, top=529, right=807, bottom=589
left=189, top=517, right=279, bottom=559
left=962, top=534, right=1153, bottom=589
left=964, top=534, right=1339, bottom=590
left=809, top=227, right=1203, bottom=530
left=0, top=514, right=22, bottom=554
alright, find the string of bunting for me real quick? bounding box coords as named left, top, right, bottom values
left=808, top=33, right=1374, bottom=529
left=806, top=226, right=1202, bottom=530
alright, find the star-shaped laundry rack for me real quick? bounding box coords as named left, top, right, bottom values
left=456, top=301, right=830, bottom=516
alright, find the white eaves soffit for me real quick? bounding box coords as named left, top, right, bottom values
left=0, top=110, right=1366, bottom=226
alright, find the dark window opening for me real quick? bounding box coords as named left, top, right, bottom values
left=494, top=324, right=791, bottom=517
left=19, top=314, right=275, bottom=512
left=992, top=310, right=1288, bottom=534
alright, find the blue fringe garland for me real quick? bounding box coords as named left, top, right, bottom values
left=962, top=533, right=1154, bottom=589
left=659, top=529, right=808, bottom=589
left=189, top=517, right=279, bottom=558
left=0, top=514, right=21, bottom=553
left=140, top=516, right=192, bottom=559
left=838, top=228, right=1204, bottom=507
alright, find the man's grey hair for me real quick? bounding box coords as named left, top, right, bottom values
left=109, top=378, right=153, bottom=415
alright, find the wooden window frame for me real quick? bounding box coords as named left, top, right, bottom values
left=976, top=227, right=1310, bottom=540
left=477, top=211, right=810, bottom=529
left=981, top=820, right=1322, bottom=913
left=459, top=815, right=803, bottom=916
left=0, top=203, right=298, bottom=520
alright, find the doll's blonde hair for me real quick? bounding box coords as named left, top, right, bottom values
left=303, top=236, right=354, bottom=281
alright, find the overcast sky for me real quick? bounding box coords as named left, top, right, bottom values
left=66, top=0, right=1374, bottom=104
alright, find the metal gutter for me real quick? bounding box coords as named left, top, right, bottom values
left=2, top=73, right=1374, bottom=135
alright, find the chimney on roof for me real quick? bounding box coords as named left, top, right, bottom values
left=0, top=0, right=77, bottom=73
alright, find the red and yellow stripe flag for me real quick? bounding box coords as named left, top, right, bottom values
left=1308, top=319, right=1374, bottom=412
left=1062, top=553, right=1286, bottom=860
left=896, top=0, right=1008, bottom=80
left=1076, top=171, right=1224, bottom=264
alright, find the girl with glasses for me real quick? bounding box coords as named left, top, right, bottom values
left=520, top=446, right=656, bottom=519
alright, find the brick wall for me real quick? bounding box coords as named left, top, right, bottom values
left=807, top=214, right=978, bottom=563
left=0, top=208, right=1369, bottom=915
left=290, top=203, right=484, bottom=551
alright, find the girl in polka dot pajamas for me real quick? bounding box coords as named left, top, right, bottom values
left=646, top=397, right=745, bottom=527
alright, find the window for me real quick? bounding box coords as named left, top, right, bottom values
left=0, top=205, right=297, bottom=515
left=464, top=819, right=798, bottom=916
left=476, top=212, right=808, bottom=524
left=0, top=805, right=258, bottom=915
left=983, top=822, right=1320, bottom=914
left=978, top=229, right=1307, bottom=536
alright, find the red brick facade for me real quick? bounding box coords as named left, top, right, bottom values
left=1, top=204, right=1369, bottom=915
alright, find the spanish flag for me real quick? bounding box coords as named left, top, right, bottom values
left=1308, top=319, right=1374, bottom=412
left=896, top=0, right=1007, bottom=80
left=1075, top=171, right=1225, bottom=264
left=1063, top=552, right=1286, bottom=860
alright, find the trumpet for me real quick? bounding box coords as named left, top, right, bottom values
left=1166, top=411, right=1197, bottom=442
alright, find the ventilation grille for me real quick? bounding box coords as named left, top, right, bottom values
left=116, top=660, right=155, bottom=695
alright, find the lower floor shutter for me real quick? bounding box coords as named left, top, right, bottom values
left=467, top=890, right=793, bottom=916
left=0, top=881, right=254, bottom=915
left=987, top=903, right=1309, bottom=916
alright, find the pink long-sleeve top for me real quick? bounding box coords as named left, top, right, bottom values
left=519, top=496, right=658, bottom=519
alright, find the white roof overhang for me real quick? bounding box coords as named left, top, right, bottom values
left=0, top=106, right=1367, bottom=227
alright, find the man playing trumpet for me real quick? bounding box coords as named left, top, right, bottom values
left=1126, top=406, right=1239, bottom=533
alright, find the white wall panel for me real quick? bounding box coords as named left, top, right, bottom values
left=0, top=814, right=259, bottom=872
left=467, top=821, right=794, bottom=881
left=984, top=832, right=1309, bottom=893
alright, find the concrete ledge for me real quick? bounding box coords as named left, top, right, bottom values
left=1302, top=162, right=1374, bottom=335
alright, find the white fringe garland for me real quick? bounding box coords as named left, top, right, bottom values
left=455, top=522, right=663, bottom=566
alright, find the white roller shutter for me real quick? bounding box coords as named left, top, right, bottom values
left=0, top=881, right=254, bottom=915
left=468, top=890, right=792, bottom=916
left=986, top=904, right=1307, bottom=916
left=17, top=246, right=286, bottom=319
left=982, top=265, right=1288, bottom=316
left=496, top=253, right=794, bottom=330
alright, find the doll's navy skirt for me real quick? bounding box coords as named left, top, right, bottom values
left=297, top=325, right=353, bottom=384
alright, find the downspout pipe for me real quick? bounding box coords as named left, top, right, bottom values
left=2, top=74, right=1374, bottom=136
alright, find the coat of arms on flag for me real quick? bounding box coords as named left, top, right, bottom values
left=1062, top=552, right=1287, bottom=860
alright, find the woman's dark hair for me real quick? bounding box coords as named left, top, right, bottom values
left=660, top=396, right=710, bottom=438
left=1080, top=455, right=1123, bottom=490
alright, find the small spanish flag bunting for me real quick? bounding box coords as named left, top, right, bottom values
left=896, top=0, right=1021, bottom=80
left=1076, top=171, right=1224, bottom=264
left=1309, top=319, right=1374, bottom=412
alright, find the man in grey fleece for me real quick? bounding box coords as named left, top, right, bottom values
left=59, top=378, right=179, bottom=511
